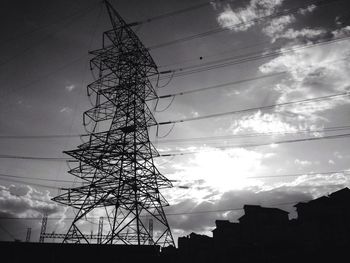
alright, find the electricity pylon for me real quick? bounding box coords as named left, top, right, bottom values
left=53, top=0, right=175, bottom=247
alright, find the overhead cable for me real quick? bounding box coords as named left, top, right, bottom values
left=0, top=225, right=17, bottom=241
left=1, top=124, right=348, bottom=141
left=0, top=154, right=71, bottom=162
left=0, top=174, right=189, bottom=190
left=247, top=170, right=350, bottom=179
left=148, top=0, right=345, bottom=50
left=159, top=36, right=350, bottom=80
left=0, top=201, right=307, bottom=220
left=157, top=71, right=286, bottom=98
left=1, top=132, right=350, bottom=161
left=157, top=92, right=350, bottom=126
left=158, top=132, right=350, bottom=157
left=0, top=173, right=74, bottom=183
left=156, top=125, right=350, bottom=145
left=1, top=94, right=349, bottom=141
left=128, top=1, right=217, bottom=26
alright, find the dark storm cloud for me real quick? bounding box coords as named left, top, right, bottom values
left=0, top=184, right=67, bottom=241
left=0, top=184, right=62, bottom=216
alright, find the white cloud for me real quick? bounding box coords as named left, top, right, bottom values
left=216, top=0, right=322, bottom=43
left=259, top=33, right=350, bottom=121
left=294, top=158, right=312, bottom=167
left=65, top=84, right=75, bottom=92
left=217, top=0, right=284, bottom=31
left=274, top=28, right=326, bottom=42
left=328, top=159, right=335, bottom=165
left=191, top=111, right=199, bottom=118
left=335, top=16, right=344, bottom=26
left=262, top=15, right=296, bottom=41
left=271, top=173, right=350, bottom=198
left=332, top=26, right=350, bottom=38
left=60, top=107, right=72, bottom=113
left=216, top=0, right=320, bottom=42
left=0, top=184, right=63, bottom=218
left=334, top=151, right=343, bottom=159
left=164, top=148, right=269, bottom=201
left=298, top=4, right=317, bottom=15
left=217, top=5, right=256, bottom=31
left=230, top=111, right=299, bottom=134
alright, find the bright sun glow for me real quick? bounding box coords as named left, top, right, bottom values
left=170, top=148, right=267, bottom=199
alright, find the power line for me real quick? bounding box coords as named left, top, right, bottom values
left=1, top=169, right=349, bottom=183
left=0, top=134, right=82, bottom=140
left=0, top=201, right=307, bottom=220
left=159, top=132, right=350, bottom=157
left=2, top=89, right=349, bottom=141
left=157, top=125, right=350, bottom=144
left=0, top=224, right=17, bottom=241
left=0, top=173, right=75, bottom=183
left=0, top=177, right=63, bottom=190
left=148, top=0, right=345, bottom=50
left=159, top=36, right=350, bottom=80
left=163, top=133, right=350, bottom=149
left=0, top=90, right=348, bottom=162
left=3, top=0, right=348, bottom=103
left=0, top=91, right=348, bottom=161
left=247, top=170, right=350, bottom=179
left=1, top=124, right=349, bottom=142
left=158, top=39, right=273, bottom=69
left=157, top=92, right=350, bottom=126
left=5, top=32, right=349, bottom=104
left=0, top=173, right=189, bottom=190
left=1, top=132, right=350, bottom=162
left=158, top=71, right=286, bottom=98
left=0, top=154, right=71, bottom=161
left=128, top=0, right=225, bottom=26
left=4, top=33, right=348, bottom=107
left=156, top=53, right=347, bottom=111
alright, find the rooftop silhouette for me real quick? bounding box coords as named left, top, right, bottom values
left=176, top=187, right=350, bottom=263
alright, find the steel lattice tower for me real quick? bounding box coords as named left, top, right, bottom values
left=53, top=0, right=175, bottom=247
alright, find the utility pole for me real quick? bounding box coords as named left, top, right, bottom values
left=25, top=228, right=31, bottom=242
left=97, top=217, right=104, bottom=244
left=149, top=219, right=153, bottom=245
left=39, top=214, right=47, bottom=243
left=53, top=0, right=174, bottom=247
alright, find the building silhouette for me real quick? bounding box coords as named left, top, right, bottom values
left=295, top=187, right=350, bottom=246
left=176, top=187, right=350, bottom=263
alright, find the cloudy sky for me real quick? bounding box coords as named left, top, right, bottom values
left=1, top=0, right=350, bottom=243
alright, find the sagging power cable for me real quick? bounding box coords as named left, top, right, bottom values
left=157, top=92, right=350, bottom=126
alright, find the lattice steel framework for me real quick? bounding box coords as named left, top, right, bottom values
left=53, top=0, right=174, bottom=247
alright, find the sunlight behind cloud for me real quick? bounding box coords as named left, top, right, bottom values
left=168, top=148, right=267, bottom=200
